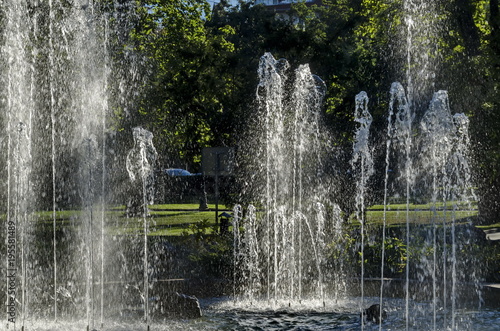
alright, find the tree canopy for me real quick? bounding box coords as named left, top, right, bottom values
left=112, top=0, right=500, bottom=223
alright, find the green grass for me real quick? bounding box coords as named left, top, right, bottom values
left=0, top=204, right=226, bottom=236
left=363, top=209, right=477, bottom=226
left=356, top=201, right=478, bottom=226
left=476, top=223, right=500, bottom=229
left=137, top=204, right=223, bottom=236
left=368, top=201, right=478, bottom=211
left=23, top=204, right=224, bottom=237
left=2, top=203, right=480, bottom=237
left=150, top=203, right=219, bottom=210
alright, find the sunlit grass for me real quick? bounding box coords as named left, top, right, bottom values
left=476, top=223, right=500, bottom=229
left=364, top=209, right=477, bottom=226
left=1, top=203, right=480, bottom=236
left=70, top=204, right=220, bottom=236
left=368, top=201, right=478, bottom=211
left=150, top=203, right=218, bottom=210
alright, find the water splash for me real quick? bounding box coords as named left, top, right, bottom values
left=126, top=127, right=158, bottom=217
left=125, top=126, right=157, bottom=327
left=237, top=53, right=329, bottom=305
left=1, top=1, right=132, bottom=328
left=351, top=91, right=374, bottom=329
left=387, top=82, right=414, bottom=329
left=402, top=0, right=441, bottom=109
left=419, top=90, right=454, bottom=329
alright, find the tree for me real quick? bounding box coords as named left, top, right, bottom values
left=469, top=0, right=500, bottom=223
left=127, top=0, right=237, bottom=170
left=434, top=0, right=500, bottom=223
left=120, top=0, right=500, bottom=220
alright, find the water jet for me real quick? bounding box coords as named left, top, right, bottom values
left=0, top=1, right=498, bottom=330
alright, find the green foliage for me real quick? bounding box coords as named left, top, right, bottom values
left=181, top=218, right=233, bottom=279
left=465, top=0, right=500, bottom=223
left=328, top=232, right=357, bottom=262
left=106, top=0, right=500, bottom=220
left=181, top=218, right=215, bottom=240
left=363, top=236, right=407, bottom=277
left=127, top=0, right=238, bottom=169
left=483, top=244, right=500, bottom=282
left=122, top=0, right=384, bottom=170
left=328, top=229, right=406, bottom=278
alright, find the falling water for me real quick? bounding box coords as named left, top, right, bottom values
left=256, top=53, right=288, bottom=303
left=48, top=0, right=58, bottom=321
left=396, top=1, right=446, bottom=328
left=350, top=91, right=374, bottom=329
left=232, top=205, right=243, bottom=302
left=448, top=112, right=475, bottom=329
left=126, top=127, right=158, bottom=327
left=402, top=0, right=440, bottom=109
left=12, top=122, right=32, bottom=329
left=240, top=48, right=477, bottom=328
left=0, top=1, right=487, bottom=329
left=330, top=204, right=344, bottom=303
left=420, top=90, right=455, bottom=329
left=79, top=136, right=100, bottom=330
left=386, top=82, right=413, bottom=329
left=313, top=202, right=326, bottom=305
left=237, top=53, right=328, bottom=305
left=234, top=205, right=261, bottom=303
left=374, top=84, right=475, bottom=330
left=3, top=0, right=35, bottom=328
left=1, top=1, right=125, bottom=328
left=100, top=13, right=110, bottom=329
left=379, top=85, right=397, bottom=330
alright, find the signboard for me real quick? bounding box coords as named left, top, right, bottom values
left=201, top=147, right=234, bottom=177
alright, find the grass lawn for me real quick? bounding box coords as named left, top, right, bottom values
left=361, top=201, right=478, bottom=226
left=364, top=209, right=477, bottom=226
left=476, top=223, right=500, bottom=229
left=368, top=201, right=477, bottom=211
left=22, top=203, right=227, bottom=237
left=7, top=202, right=480, bottom=237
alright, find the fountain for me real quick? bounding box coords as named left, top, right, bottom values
left=229, top=49, right=488, bottom=329
left=1, top=0, right=499, bottom=330
left=126, top=126, right=158, bottom=327
left=0, top=1, right=137, bottom=330
left=351, top=90, right=374, bottom=328
left=233, top=53, right=331, bottom=305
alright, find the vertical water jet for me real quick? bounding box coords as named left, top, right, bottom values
left=237, top=53, right=328, bottom=306
left=351, top=91, right=374, bottom=329
left=126, top=127, right=158, bottom=327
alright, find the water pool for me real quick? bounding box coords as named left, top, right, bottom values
left=17, top=297, right=500, bottom=331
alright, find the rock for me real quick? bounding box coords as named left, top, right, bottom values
left=361, top=304, right=387, bottom=324
left=173, top=293, right=202, bottom=318
left=152, top=292, right=202, bottom=319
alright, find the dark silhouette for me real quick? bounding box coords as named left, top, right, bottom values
left=361, top=304, right=387, bottom=324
